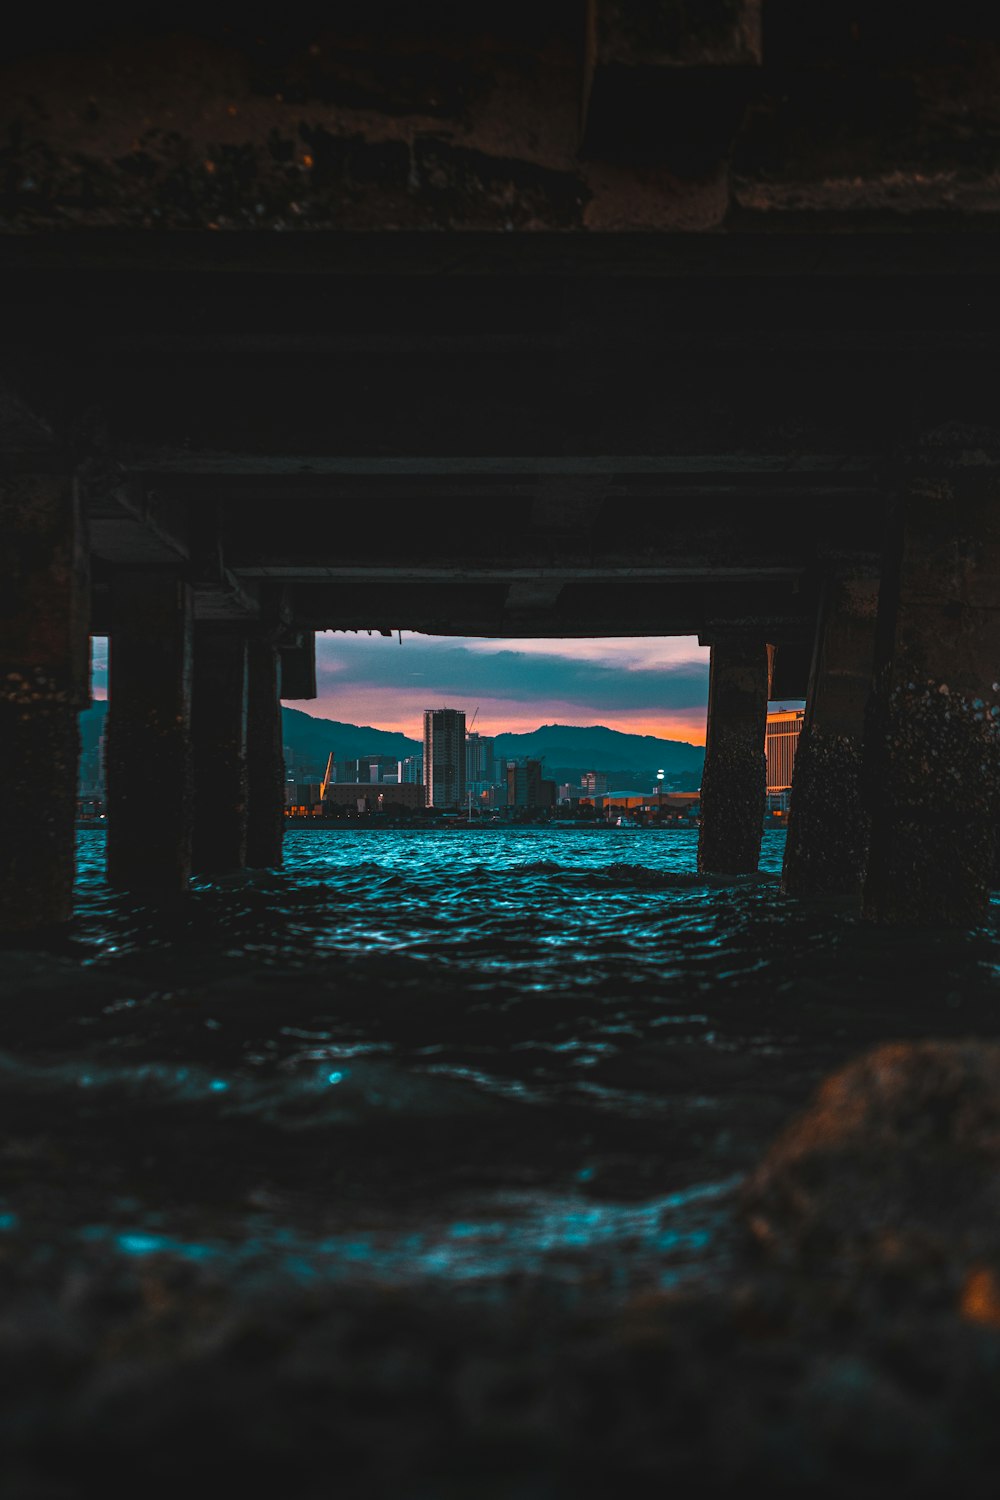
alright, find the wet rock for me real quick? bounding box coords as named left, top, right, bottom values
left=742, top=1040, right=1000, bottom=1278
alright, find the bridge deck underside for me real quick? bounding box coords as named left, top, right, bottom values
left=6, top=235, right=996, bottom=642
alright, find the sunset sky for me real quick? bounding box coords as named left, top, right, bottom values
left=306, top=632, right=712, bottom=744
left=92, top=632, right=713, bottom=744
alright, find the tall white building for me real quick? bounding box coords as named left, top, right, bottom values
left=423, top=708, right=466, bottom=808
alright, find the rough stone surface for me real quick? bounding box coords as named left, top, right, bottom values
left=863, top=490, right=1000, bottom=926
left=743, top=1040, right=1000, bottom=1280
left=782, top=727, right=870, bottom=899
left=864, top=682, right=1000, bottom=925
left=3, top=15, right=1000, bottom=233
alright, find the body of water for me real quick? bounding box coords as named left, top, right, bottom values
left=2, top=827, right=999, bottom=1494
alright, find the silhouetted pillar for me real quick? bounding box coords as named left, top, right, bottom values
left=863, top=487, right=1000, bottom=926
left=279, top=631, right=316, bottom=700
left=697, top=636, right=768, bottom=875
left=782, top=575, right=879, bottom=898
left=106, top=572, right=193, bottom=893
left=246, top=637, right=285, bottom=868
left=0, top=472, right=89, bottom=934
left=192, top=628, right=248, bottom=874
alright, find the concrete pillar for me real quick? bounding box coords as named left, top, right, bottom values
left=192, top=628, right=248, bottom=874
left=697, top=636, right=769, bottom=875
left=105, top=572, right=193, bottom=893
left=0, top=472, right=89, bottom=934
left=863, top=487, right=1000, bottom=926
left=279, top=631, right=316, bottom=700
left=246, top=637, right=285, bottom=868
left=782, top=575, right=879, bottom=899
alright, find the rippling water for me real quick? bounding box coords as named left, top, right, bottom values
left=1, top=827, right=997, bottom=1305
left=4, top=829, right=1000, bottom=1494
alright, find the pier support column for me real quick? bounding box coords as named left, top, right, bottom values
left=246, top=637, right=285, bottom=868
left=192, top=628, right=248, bottom=874
left=106, top=572, right=193, bottom=893
left=0, top=472, right=89, bottom=934
left=279, top=632, right=316, bottom=701
left=863, top=487, right=1000, bottom=926
left=782, top=575, right=879, bottom=898
left=697, top=636, right=769, bottom=875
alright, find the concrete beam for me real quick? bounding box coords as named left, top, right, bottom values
left=83, top=461, right=191, bottom=567
left=8, top=231, right=1000, bottom=281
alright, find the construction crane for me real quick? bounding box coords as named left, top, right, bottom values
left=320, top=752, right=336, bottom=802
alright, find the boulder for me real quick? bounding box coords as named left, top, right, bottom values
left=742, top=1040, right=1000, bottom=1283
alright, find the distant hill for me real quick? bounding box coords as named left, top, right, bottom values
left=279, top=706, right=419, bottom=765
left=80, top=701, right=420, bottom=768
left=494, top=723, right=703, bottom=777
left=80, top=704, right=703, bottom=788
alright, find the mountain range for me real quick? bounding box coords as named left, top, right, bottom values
left=81, top=702, right=705, bottom=790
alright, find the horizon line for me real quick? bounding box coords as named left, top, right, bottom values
left=279, top=704, right=704, bottom=745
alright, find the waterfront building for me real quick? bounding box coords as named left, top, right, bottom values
left=423, top=708, right=466, bottom=808
left=337, top=754, right=399, bottom=784
left=506, top=758, right=554, bottom=810
left=581, top=771, right=609, bottom=796
left=318, top=782, right=424, bottom=812
left=285, top=781, right=322, bottom=810
left=765, top=709, right=805, bottom=793
left=595, top=789, right=701, bottom=824
left=398, top=754, right=423, bottom=785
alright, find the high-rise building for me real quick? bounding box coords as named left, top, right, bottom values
left=398, top=754, right=424, bottom=785
left=765, top=709, right=805, bottom=792
left=423, top=708, right=466, bottom=807
left=581, top=771, right=609, bottom=796
left=506, top=757, right=545, bottom=809
left=465, top=732, right=496, bottom=802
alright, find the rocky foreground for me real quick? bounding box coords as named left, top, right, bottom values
left=4, top=1040, right=1000, bottom=1497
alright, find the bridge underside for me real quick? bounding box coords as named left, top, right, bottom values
left=3, top=6, right=1000, bottom=931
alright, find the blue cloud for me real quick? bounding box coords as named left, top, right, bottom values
left=315, top=636, right=709, bottom=713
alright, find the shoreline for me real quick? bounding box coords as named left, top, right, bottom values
left=73, top=821, right=786, bottom=834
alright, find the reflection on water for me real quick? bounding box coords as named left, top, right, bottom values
left=3, top=829, right=1000, bottom=1495
left=0, top=827, right=996, bottom=1304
